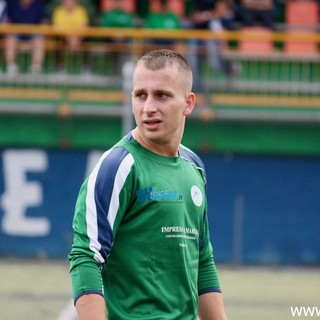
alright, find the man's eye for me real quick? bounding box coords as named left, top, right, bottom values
left=135, top=93, right=146, bottom=99
left=157, top=93, right=168, bottom=99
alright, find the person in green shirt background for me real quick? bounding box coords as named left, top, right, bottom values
left=100, top=0, right=135, bottom=29
left=145, top=0, right=181, bottom=31
left=145, top=0, right=182, bottom=50
left=100, top=0, right=136, bottom=75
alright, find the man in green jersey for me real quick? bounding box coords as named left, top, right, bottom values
left=69, top=49, right=227, bottom=319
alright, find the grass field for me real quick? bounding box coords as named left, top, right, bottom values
left=0, top=259, right=319, bottom=320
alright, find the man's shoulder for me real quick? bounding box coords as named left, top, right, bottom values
left=114, top=132, right=135, bottom=149
left=100, top=133, right=137, bottom=166
left=96, top=143, right=135, bottom=179
left=179, top=144, right=198, bottom=158
left=179, top=144, right=205, bottom=170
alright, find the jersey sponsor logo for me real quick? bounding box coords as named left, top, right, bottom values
left=161, top=226, right=198, bottom=235
left=161, top=226, right=198, bottom=243
left=191, top=185, right=203, bottom=207
left=136, top=187, right=183, bottom=203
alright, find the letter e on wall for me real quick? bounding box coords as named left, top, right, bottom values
left=0, top=149, right=50, bottom=237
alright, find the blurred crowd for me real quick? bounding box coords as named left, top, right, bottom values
left=0, top=0, right=319, bottom=77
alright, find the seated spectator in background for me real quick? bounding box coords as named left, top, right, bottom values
left=188, top=0, right=235, bottom=97
left=52, top=0, right=89, bottom=72
left=145, top=0, right=181, bottom=50
left=5, top=0, right=48, bottom=76
left=100, top=0, right=135, bottom=75
left=220, top=0, right=236, bottom=29
left=208, top=0, right=235, bottom=75
left=236, top=0, right=276, bottom=29
left=0, top=0, right=7, bottom=73
left=100, top=0, right=135, bottom=29
left=0, top=0, right=7, bottom=23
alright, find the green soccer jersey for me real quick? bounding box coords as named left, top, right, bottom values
left=100, top=9, right=134, bottom=28
left=69, top=132, right=221, bottom=319
left=145, top=11, right=181, bottom=30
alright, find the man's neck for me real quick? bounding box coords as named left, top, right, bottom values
left=132, top=128, right=179, bottom=157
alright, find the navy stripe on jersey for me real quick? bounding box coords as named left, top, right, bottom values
left=125, top=131, right=135, bottom=142
left=199, top=209, right=207, bottom=251
left=199, top=287, right=222, bottom=295
left=179, top=147, right=205, bottom=175
left=94, top=147, right=130, bottom=262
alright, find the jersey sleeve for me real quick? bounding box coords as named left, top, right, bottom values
left=69, top=147, right=135, bottom=303
left=179, top=145, right=221, bottom=294
left=198, top=206, right=221, bottom=295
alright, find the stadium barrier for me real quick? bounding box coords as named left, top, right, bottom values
left=0, top=23, right=319, bottom=124
left=0, top=24, right=320, bottom=155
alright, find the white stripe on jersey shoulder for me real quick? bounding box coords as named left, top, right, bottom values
left=107, top=152, right=134, bottom=231
left=86, top=149, right=113, bottom=263
left=86, top=149, right=135, bottom=263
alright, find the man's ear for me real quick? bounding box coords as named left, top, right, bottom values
left=183, top=92, right=196, bottom=116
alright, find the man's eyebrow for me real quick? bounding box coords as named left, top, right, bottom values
left=133, top=89, right=145, bottom=94
left=154, top=89, right=173, bottom=95
left=133, top=88, right=173, bottom=94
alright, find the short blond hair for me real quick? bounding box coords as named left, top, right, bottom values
left=136, top=49, right=193, bottom=92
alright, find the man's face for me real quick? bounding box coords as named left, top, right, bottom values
left=132, top=64, right=194, bottom=149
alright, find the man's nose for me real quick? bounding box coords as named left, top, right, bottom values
left=143, top=97, right=157, bottom=113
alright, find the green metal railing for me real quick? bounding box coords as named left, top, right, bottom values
left=0, top=24, right=320, bottom=154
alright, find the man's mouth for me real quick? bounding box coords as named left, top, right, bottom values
left=143, top=119, right=162, bottom=129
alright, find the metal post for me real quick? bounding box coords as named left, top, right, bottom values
left=122, top=60, right=135, bottom=136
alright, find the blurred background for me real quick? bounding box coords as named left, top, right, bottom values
left=0, top=0, right=319, bottom=265
left=0, top=0, right=320, bottom=320
left=0, top=0, right=319, bottom=319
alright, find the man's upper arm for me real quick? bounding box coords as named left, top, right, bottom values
left=69, top=147, right=135, bottom=301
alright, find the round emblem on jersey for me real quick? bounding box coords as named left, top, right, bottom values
left=191, top=185, right=203, bottom=207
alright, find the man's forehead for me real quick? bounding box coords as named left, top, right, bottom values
left=134, top=63, right=180, bottom=74
left=134, top=64, right=182, bottom=81
left=134, top=67, right=181, bottom=84
left=133, top=63, right=191, bottom=93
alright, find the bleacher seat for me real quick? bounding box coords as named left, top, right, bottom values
left=284, top=0, right=319, bottom=55
left=286, top=0, right=319, bottom=29
left=285, top=31, right=318, bottom=55
left=238, top=27, right=274, bottom=55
